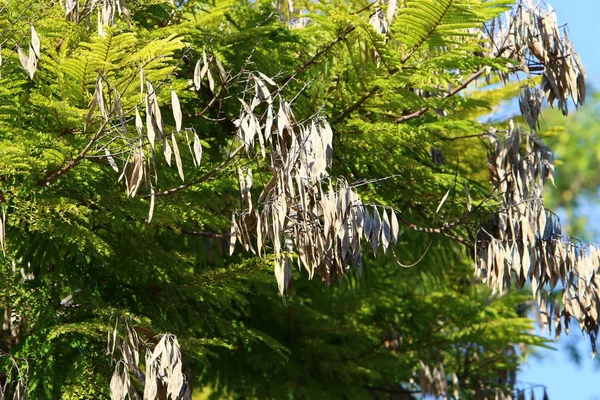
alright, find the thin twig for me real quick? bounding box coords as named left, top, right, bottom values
left=439, top=132, right=490, bottom=141
left=280, top=25, right=356, bottom=88
left=152, top=145, right=244, bottom=197
left=392, top=241, right=433, bottom=268
left=179, top=228, right=229, bottom=238
left=394, top=67, right=487, bottom=124
left=333, top=86, right=380, bottom=123
left=37, top=118, right=110, bottom=186
left=395, top=212, right=462, bottom=234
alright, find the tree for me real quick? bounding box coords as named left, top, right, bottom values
left=0, top=0, right=591, bottom=398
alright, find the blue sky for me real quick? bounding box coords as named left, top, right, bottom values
left=550, top=0, right=600, bottom=85
left=517, top=1, right=600, bottom=399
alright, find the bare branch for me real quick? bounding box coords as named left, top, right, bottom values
left=37, top=119, right=110, bottom=186
left=281, top=25, right=356, bottom=88
left=152, top=145, right=244, bottom=197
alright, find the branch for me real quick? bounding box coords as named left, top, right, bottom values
left=124, top=213, right=228, bottom=239
left=363, top=385, right=421, bottom=396
left=281, top=24, right=356, bottom=88
left=178, top=227, right=229, bottom=238
left=438, top=132, right=489, bottom=141
left=394, top=67, right=487, bottom=124
left=152, top=145, right=244, bottom=197
left=193, top=45, right=258, bottom=119
left=332, top=6, right=459, bottom=123
left=37, top=118, right=110, bottom=186
left=391, top=144, right=545, bottom=247
left=392, top=107, right=428, bottom=124
left=351, top=1, right=378, bottom=15
left=332, top=86, right=381, bottom=123
left=395, top=212, right=462, bottom=234
left=280, top=1, right=385, bottom=88
left=336, top=46, right=503, bottom=125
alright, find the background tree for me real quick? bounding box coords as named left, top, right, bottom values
left=0, top=0, right=591, bottom=399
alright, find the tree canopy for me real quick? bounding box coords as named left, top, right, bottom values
left=0, top=0, right=594, bottom=399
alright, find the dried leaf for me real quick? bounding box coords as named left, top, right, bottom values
left=135, top=106, right=143, bottom=135
left=167, top=364, right=184, bottom=399
left=277, top=101, right=288, bottom=137
left=193, top=60, right=202, bottom=90
left=255, top=76, right=272, bottom=104
left=144, top=365, right=158, bottom=400
left=390, top=209, right=399, bottom=245
left=256, top=120, right=266, bottom=158
left=171, top=89, right=182, bottom=132
left=265, top=104, right=274, bottom=143
left=110, top=367, right=124, bottom=400
left=145, top=96, right=155, bottom=148
left=246, top=167, right=253, bottom=190
left=163, top=137, right=172, bottom=167
left=126, top=150, right=144, bottom=197
left=229, top=214, right=238, bottom=256
left=371, top=207, right=381, bottom=255
left=0, top=207, right=5, bottom=256
left=465, top=184, right=472, bottom=212
left=207, top=68, right=215, bottom=93
left=147, top=187, right=155, bottom=223
left=171, top=133, right=184, bottom=182
left=386, top=0, right=397, bottom=26
left=31, top=25, right=40, bottom=58
left=452, top=372, right=459, bottom=399
left=200, top=63, right=208, bottom=84
left=96, top=78, right=107, bottom=118
left=193, top=133, right=203, bottom=166
left=381, top=209, right=391, bottom=253
left=274, top=256, right=291, bottom=295
left=257, top=71, right=276, bottom=86
left=341, top=220, right=350, bottom=259
left=237, top=167, right=246, bottom=198
left=17, top=47, right=29, bottom=76
left=435, top=189, right=451, bottom=214
left=147, top=80, right=163, bottom=138
left=538, top=209, right=547, bottom=237
left=522, top=247, right=531, bottom=278
left=65, top=0, right=77, bottom=17
left=215, top=57, right=227, bottom=82
left=105, top=148, right=119, bottom=172
left=27, top=45, right=37, bottom=79
left=363, top=207, right=373, bottom=239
